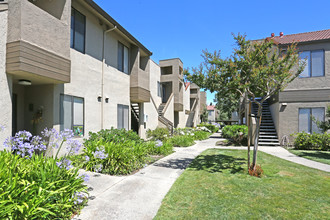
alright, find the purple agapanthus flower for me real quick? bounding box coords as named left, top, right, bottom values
left=79, top=173, right=90, bottom=182
left=66, top=139, right=82, bottom=155
left=155, top=140, right=163, bottom=148
left=93, top=150, right=107, bottom=160
left=93, top=164, right=103, bottom=173
left=85, top=155, right=90, bottom=162
left=56, top=159, right=73, bottom=170
left=72, top=191, right=88, bottom=205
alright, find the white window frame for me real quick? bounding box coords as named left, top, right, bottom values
left=299, top=50, right=325, bottom=78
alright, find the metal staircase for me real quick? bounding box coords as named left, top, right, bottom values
left=252, top=99, right=280, bottom=147
left=131, top=103, right=139, bottom=122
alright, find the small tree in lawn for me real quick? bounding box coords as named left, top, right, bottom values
left=186, top=34, right=305, bottom=171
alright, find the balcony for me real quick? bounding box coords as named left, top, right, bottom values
left=130, top=46, right=150, bottom=103
left=6, top=0, right=71, bottom=84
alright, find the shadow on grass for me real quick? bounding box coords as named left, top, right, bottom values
left=153, top=158, right=195, bottom=170
left=189, top=154, right=246, bottom=174
left=299, top=151, right=330, bottom=160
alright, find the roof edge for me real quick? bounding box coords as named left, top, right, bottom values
left=83, top=0, right=152, bottom=56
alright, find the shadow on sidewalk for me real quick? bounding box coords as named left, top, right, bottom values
left=153, top=158, right=195, bottom=170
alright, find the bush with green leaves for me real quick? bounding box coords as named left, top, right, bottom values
left=193, top=130, right=211, bottom=140
left=86, top=128, right=144, bottom=145
left=292, top=132, right=329, bottom=150
left=168, top=135, right=196, bottom=147
left=147, top=140, right=174, bottom=156
left=0, top=151, right=87, bottom=219
left=222, top=125, right=248, bottom=145
left=146, top=127, right=170, bottom=141
left=197, top=123, right=219, bottom=133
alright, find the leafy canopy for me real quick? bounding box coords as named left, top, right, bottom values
left=186, top=34, right=305, bottom=104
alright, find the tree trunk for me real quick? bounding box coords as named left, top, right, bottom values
left=247, top=102, right=251, bottom=170
left=252, top=104, right=262, bottom=169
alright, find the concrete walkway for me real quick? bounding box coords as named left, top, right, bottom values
left=76, top=133, right=329, bottom=220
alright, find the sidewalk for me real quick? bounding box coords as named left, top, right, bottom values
left=76, top=133, right=329, bottom=220
left=76, top=133, right=223, bottom=220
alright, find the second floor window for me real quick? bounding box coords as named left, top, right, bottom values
left=71, top=8, right=86, bottom=53
left=157, top=81, right=162, bottom=97
left=299, top=50, right=324, bottom=78
left=118, top=42, right=129, bottom=74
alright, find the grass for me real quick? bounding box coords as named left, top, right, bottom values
left=288, top=149, right=330, bottom=165
left=155, top=149, right=330, bottom=219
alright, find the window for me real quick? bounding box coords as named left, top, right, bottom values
left=157, top=81, right=162, bottom=97
left=60, top=95, right=84, bottom=136
left=299, top=108, right=324, bottom=133
left=299, top=50, right=324, bottom=77
left=71, top=8, right=86, bottom=53
left=117, top=104, right=129, bottom=130
left=118, top=42, right=129, bottom=74
left=208, top=110, right=212, bottom=117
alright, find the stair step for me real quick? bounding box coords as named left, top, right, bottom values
left=258, top=139, right=279, bottom=142
left=259, top=142, right=280, bottom=145
left=259, top=135, right=278, bottom=138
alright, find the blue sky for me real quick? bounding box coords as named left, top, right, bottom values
left=94, top=0, right=330, bottom=104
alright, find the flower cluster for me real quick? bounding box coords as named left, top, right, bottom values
left=4, top=131, right=46, bottom=158
left=93, top=164, right=103, bottom=173
left=41, top=128, right=74, bottom=149
left=93, top=149, right=107, bottom=160
left=78, top=173, right=90, bottom=182
left=56, top=159, right=73, bottom=170
left=197, top=126, right=211, bottom=133
left=155, top=140, right=163, bottom=147
left=72, top=191, right=88, bottom=205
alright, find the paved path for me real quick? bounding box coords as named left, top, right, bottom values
left=76, top=133, right=329, bottom=220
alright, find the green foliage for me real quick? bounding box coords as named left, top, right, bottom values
left=168, top=135, right=195, bottom=147
left=215, top=93, right=239, bottom=120
left=292, top=132, right=329, bottom=151
left=197, top=123, right=219, bottom=133
left=222, top=125, right=248, bottom=145
left=193, top=130, right=211, bottom=140
left=83, top=140, right=149, bottom=175
left=0, top=151, right=87, bottom=220
left=146, top=127, right=170, bottom=141
left=85, top=128, right=143, bottom=146
left=313, top=105, right=330, bottom=133
left=200, top=106, right=208, bottom=123
left=147, top=140, right=174, bottom=156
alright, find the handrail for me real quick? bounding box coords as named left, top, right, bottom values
left=150, top=95, right=158, bottom=112
left=162, top=93, right=174, bottom=115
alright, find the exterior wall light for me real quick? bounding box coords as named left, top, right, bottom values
left=18, top=79, right=32, bottom=86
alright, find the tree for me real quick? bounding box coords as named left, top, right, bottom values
left=186, top=34, right=304, bottom=171
left=215, top=92, right=239, bottom=121
left=200, top=106, right=208, bottom=123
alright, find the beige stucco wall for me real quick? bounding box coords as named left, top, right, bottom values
left=277, top=101, right=329, bottom=142
left=140, top=60, right=162, bottom=138
left=7, top=0, right=71, bottom=59
left=177, top=84, right=190, bottom=128
left=163, top=95, right=174, bottom=124
left=0, top=6, right=11, bottom=150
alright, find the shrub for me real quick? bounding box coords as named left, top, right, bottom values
left=197, top=123, right=219, bottom=133
left=0, top=151, right=87, bottom=219
left=168, top=135, right=195, bottom=147
left=146, top=140, right=173, bottom=156
left=86, top=128, right=143, bottom=146
left=292, top=132, right=330, bottom=150
left=193, top=130, right=211, bottom=140
left=222, top=125, right=248, bottom=145
left=146, top=127, right=170, bottom=141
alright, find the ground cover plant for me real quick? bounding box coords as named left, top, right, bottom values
left=71, top=128, right=174, bottom=175
left=155, top=149, right=330, bottom=219
left=221, top=125, right=248, bottom=145
left=197, top=122, right=219, bottom=133
left=288, top=149, right=330, bottom=165
left=0, top=129, right=88, bottom=219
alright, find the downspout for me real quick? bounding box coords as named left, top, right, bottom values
left=101, top=26, right=117, bottom=129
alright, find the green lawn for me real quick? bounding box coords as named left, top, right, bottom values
left=155, top=149, right=330, bottom=219
left=288, top=149, right=330, bottom=165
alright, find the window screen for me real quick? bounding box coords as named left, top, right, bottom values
left=299, top=51, right=310, bottom=78
left=311, top=50, right=324, bottom=77
left=118, top=42, right=129, bottom=74
left=60, top=94, right=84, bottom=136
left=117, top=104, right=129, bottom=130
left=299, top=108, right=324, bottom=134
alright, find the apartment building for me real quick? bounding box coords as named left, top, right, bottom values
left=243, top=30, right=330, bottom=145
left=0, top=0, right=202, bottom=147
left=207, top=105, right=219, bottom=122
